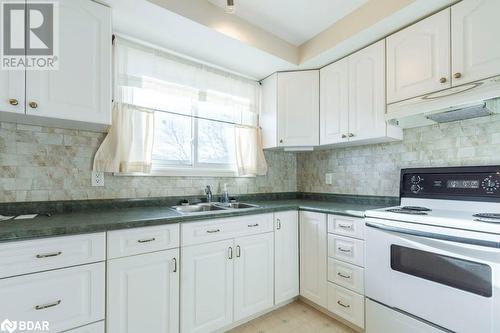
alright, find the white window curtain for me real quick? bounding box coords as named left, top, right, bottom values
left=94, top=37, right=268, bottom=176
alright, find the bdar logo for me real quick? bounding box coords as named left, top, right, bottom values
left=0, top=319, right=17, bottom=333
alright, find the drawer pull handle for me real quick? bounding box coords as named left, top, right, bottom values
left=337, top=300, right=350, bottom=308
left=36, top=251, right=62, bottom=259
left=338, top=224, right=352, bottom=230
left=172, top=258, right=177, bottom=273
left=247, top=223, right=259, bottom=228
left=276, top=219, right=281, bottom=230
left=338, top=247, right=351, bottom=253
left=228, top=247, right=233, bottom=259
left=236, top=245, right=241, bottom=258
left=138, top=237, right=156, bottom=243
left=206, top=229, right=221, bottom=234
left=35, top=300, right=61, bottom=310
left=337, top=272, right=351, bottom=279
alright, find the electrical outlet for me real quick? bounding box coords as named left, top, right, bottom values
left=325, top=173, right=333, bottom=185
left=91, top=171, right=105, bottom=187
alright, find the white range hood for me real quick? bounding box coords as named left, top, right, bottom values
left=386, top=75, right=500, bottom=128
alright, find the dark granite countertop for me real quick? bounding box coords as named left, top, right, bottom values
left=0, top=194, right=398, bottom=242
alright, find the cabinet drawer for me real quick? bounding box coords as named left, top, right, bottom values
left=328, top=234, right=364, bottom=267
left=181, top=214, right=273, bottom=246
left=0, top=233, right=105, bottom=279
left=328, top=258, right=364, bottom=294
left=0, top=263, right=105, bottom=333
left=65, top=321, right=104, bottom=333
left=328, top=215, right=364, bottom=240
left=328, top=282, right=364, bottom=328
left=107, top=224, right=179, bottom=259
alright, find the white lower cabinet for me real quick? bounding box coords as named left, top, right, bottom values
left=107, top=249, right=179, bottom=333
left=181, top=239, right=234, bottom=333
left=299, top=211, right=328, bottom=308
left=234, top=233, right=274, bottom=321
left=64, top=321, right=105, bottom=333
left=0, top=262, right=105, bottom=333
left=274, top=211, right=299, bottom=304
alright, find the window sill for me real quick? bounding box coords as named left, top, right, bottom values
left=114, top=167, right=245, bottom=178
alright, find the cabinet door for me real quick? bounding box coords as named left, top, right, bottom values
left=274, top=211, right=299, bottom=304
left=26, top=0, right=111, bottom=125
left=261, top=73, right=278, bottom=149
left=386, top=9, right=451, bottom=103
left=0, top=70, right=25, bottom=115
left=348, top=40, right=386, bottom=141
left=320, top=59, right=349, bottom=145
left=277, top=70, right=319, bottom=147
left=299, top=211, right=328, bottom=307
left=107, top=249, right=179, bottom=333
left=181, top=240, right=234, bottom=333
left=452, top=0, right=500, bottom=85
left=234, top=232, right=274, bottom=321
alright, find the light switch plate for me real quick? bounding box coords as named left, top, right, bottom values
left=325, top=173, right=333, bottom=185
left=91, top=171, right=105, bottom=187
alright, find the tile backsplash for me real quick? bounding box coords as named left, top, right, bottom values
left=0, top=122, right=297, bottom=202
left=297, top=115, right=500, bottom=197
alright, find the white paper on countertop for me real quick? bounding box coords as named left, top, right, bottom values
left=14, top=214, right=38, bottom=220
left=0, top=215, right=14, bottom=221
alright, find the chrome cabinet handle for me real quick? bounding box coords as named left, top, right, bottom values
left=454, top=72, right=462, bottom=79
left=207, top=229, right=221, bottom=234
left=337, top=272, right=351, bottom=279
left=279, top=139, right=283, bottom=143
left=172, top=258, right=177, bottom=273
left=337, top=247, right=351, bottom=253
left=35, top=300, right=61, bottom=310
left=276, top=219, right=281, bottom=230
left=29, top=101, right=38, bottom=109
left=337, top=300, right=350, bottom=308
left=138, top=237, right=156, bottom=243
left=338, top=224, right=352, bottom=230
left=228, top=247, right=233, bottom=259
left=439, top=77, right=447, bottom=83
left=9, top=98, right=19, bottom=106
left=36, top=251, right=62, bottom=259
left=341, top=134, right=347, bottom=139
left=236, top=245, right=241, bottom=258
left=247, top=223, right=259, bottom=228
left=348, top=133, right=355, bottom=138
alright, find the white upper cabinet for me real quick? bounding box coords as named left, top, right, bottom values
left=274, top=211, right=299, bottom=304
left=320, top=59, right=349, bottom=145
left=386, top=9, right=451, bottom=103
left=0, top=71, right=25, bottom=115
left=451, top=0, right=500, bottom=85
left=26, top=0, right=111, bottom=127
left=277, top=71, right=319, bottom=147
left=348, top=40, right=387, bottom=142
left=261, top=70, right=319, bottom=149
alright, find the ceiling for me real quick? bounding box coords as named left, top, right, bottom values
left=207, top=0, right=368, bottom=46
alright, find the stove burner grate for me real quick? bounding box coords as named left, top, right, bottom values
left=386, top=208, right=428, bottom=215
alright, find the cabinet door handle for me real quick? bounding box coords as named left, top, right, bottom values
left=172, top=258, right=177, bottom=273
left=236, top=245, right=241, bottom=258
left=279, top=139, right=283, bottom=144
left=338, top=224, right=352, bottom=230
left=338, top=247, right=351, bottom=253
left=337, top=272, right=351, bottom=279
left=29, top=101, right=38, bottom=109
left=276, top=219, right=281, bottom=230
left=207, top=229, right=221, bottom=234
left=341, top=134, right=347, bottom=139
left=454, top=72, right=462, bottom=79
left=35, top=300, right=61, bottom=310
left=9, top=98, right=19, bottom=106
left=228, top=247, right=233, bottom=259
left=439, top=77, right=447, bottom=83
left=247, top=223, right=259, bottom=228
left=337, top=300, right=350, bottom=308
left=348, top=133, right=355, bottom=138
left=137, top=237, right=156, bottom=243
left=36, top=251, right=62, bottom=259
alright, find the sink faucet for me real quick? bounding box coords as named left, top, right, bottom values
left=205, top=185, right=213, bottom=203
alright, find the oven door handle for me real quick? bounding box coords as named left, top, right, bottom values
left=365, top=221, right=500, bottom=249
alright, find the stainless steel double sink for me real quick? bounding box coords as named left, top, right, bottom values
left=172, top=202, right=260, bottom=215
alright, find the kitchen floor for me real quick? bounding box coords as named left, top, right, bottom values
left=228, top=300, right=357, bottom=333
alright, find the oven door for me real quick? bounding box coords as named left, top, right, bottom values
left=365, top=218, right=500, bottom=333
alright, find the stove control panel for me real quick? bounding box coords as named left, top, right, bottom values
left=401, top=166, right=500, bottom=201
